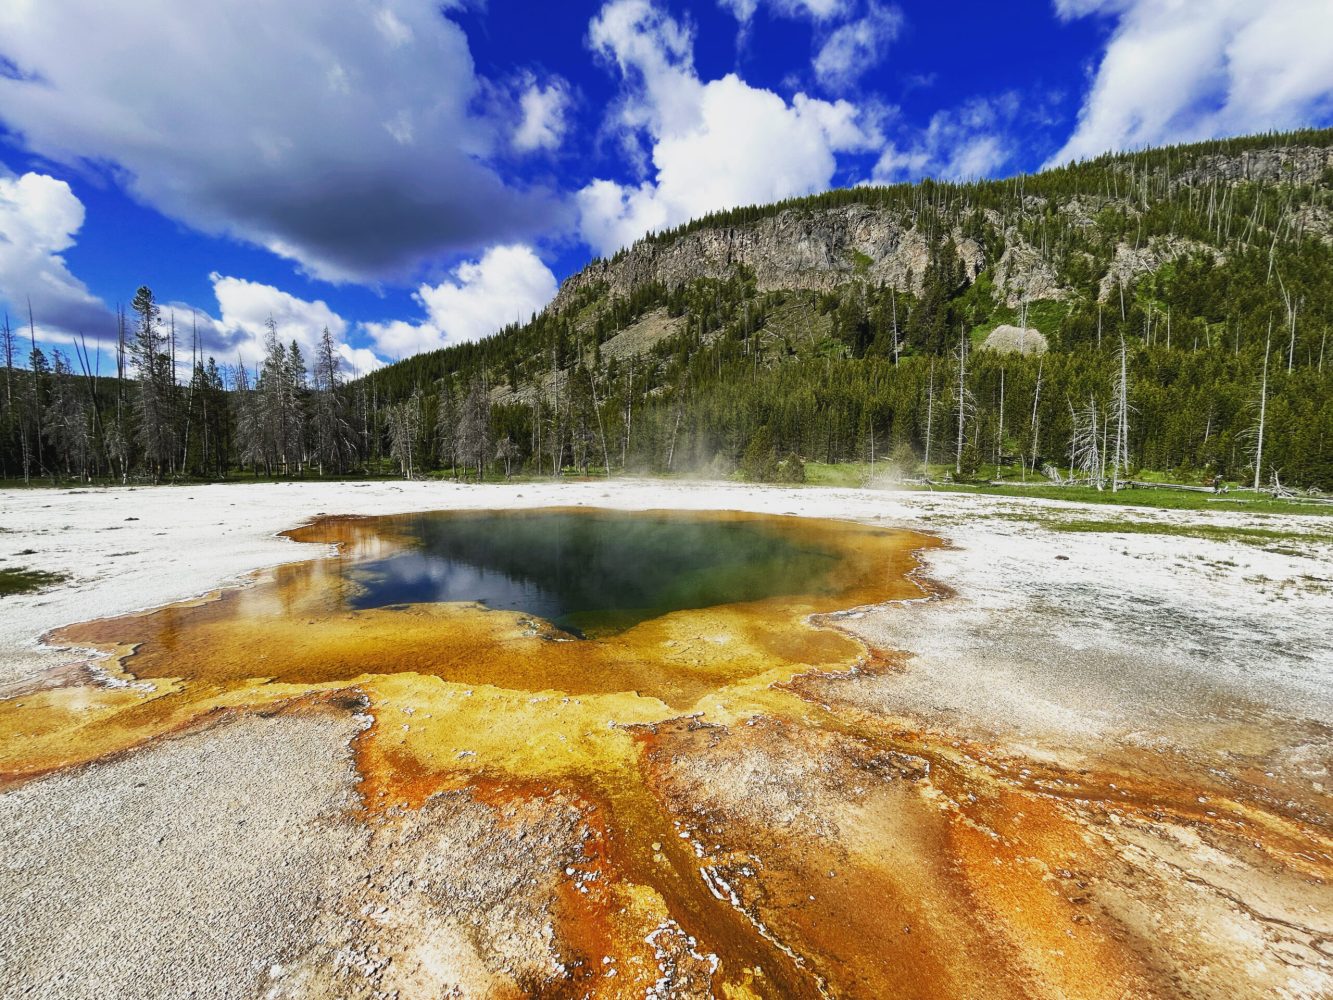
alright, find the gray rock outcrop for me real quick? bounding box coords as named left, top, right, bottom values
left=981, top=325, right=1048, bottom=355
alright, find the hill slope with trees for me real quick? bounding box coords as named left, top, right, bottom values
left=4, top=128, right=1332, bottom=490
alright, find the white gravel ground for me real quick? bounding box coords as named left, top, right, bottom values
left=0, top=710, right=368, bottom=1000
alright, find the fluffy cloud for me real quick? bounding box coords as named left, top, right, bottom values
left=780, top=0, right=853, bottom=18
left=874, top=94, right=1023, bottom=182
left=0, top=171, right=115, bottom=342
left=720, top=0, right=851, bottom=24
left=164, top=274, right=379, bottom=376
left=717, top=0, right=760, bottom=21
left=719, top=0, right=890, bottom=87
left=513, top=76, right=573, bottom=152
left=0, top=1, right=564, bottom=283
left=812, top=3, right=903, bottom=90
left=1050, top=0, right=1333, bottom=164
left=200, top=275, right=348, bottom=367
left=579, top=0, right=880, bottom=255
left=364, top=244, right=559, bottom=358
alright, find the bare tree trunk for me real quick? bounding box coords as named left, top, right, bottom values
left=621, top=356, right=634, bottom=469
left=1253, top=326, right=1271, bottom=492
left=586, top=363, right=612, bottom=478
left=1067, top=398, right=1078, bottom=484
left=890, top=290, right=900, bottom=365
left=954, top=327, right=971, bottom=475
left=73, top=332, right=107, bottom=480
left=1110, top=335, right=1131, bottom=492
left=923, top=359, right=935, bottom=472
left=181, top=312, right=197, bottom=473
left=666, top=402, right=684, bottom=472
left=1028, top=356, right=1044, bottom=480
left=27, top=300, right=45, bottom=482
left=168, top=310, right=179, bottom=478
left=1, top=313, right=13, bottom=413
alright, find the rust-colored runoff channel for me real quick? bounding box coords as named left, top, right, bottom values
left=3, top=508, right=1329, bottom=998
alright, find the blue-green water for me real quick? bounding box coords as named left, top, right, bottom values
left=343, top=509, right=842, bottom=636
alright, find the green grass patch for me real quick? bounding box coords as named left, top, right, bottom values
left=0, top=567, right=69, bottom=597
left=801, top=460, right=1333, bottom=516
left=1042, top=519, right=1333, bottom=549
left=925, top=481, right=1333, bottom=517
left=803, top=461, right=870, bottom=487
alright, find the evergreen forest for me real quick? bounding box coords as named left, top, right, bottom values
left=3, top=129, right=1331, bottom=492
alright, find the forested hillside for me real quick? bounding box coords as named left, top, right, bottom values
left=4, top=129, right=1332, bottom=489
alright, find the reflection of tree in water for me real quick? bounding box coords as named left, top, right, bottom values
left=345, top=511, right=840, bottom=634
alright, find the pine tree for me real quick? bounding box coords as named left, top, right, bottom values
left=129, top=286, right=177, bottom=481
left=310, top=328, right=353, bottom=475
left=285, top=339, right=309, bottom=473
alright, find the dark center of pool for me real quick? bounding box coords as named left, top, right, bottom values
left=342, top=509, right=842, bottom=636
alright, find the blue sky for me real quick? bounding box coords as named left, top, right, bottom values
left=1, top=0, right=1330, bottom=375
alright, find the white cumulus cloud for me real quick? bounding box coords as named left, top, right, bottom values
left=364, top=244, right=558, bottom=358
left=777, top=0, right=852, bottom=18
left=717, top=0, right=760, bottom=22
left=578, top=0, right=881, bottom=256
left=874, top=93, right=1024, bottom=182
left=187, top=274, right=384, bottom=375
left=513, top=76, right=573, bottom=152
left=720, top=0, right=851, bottom=24
left=0, top=171, right=115, bottom=342
left=813, top=3, right=903, bottom=90
left=1049, top=0, right=1333, bottom=164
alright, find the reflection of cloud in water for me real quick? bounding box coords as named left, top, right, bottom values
left=348, top=552, right=567, bottom=623
left=339, top=511, right=842, bottom=636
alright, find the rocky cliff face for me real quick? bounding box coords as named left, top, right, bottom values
left=549, top=144, right=1332, bottom=316
left=1172, top=145, right=1332, bottom=187
left=552, top=205, right=986, bottom=311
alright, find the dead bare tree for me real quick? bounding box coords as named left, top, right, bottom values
left=1110, top=335, right=1131, bottom=492
left=620, top=355, right=634, bottom=469
left=954, top=326, right=975, bottom=476
left=495, top=435, right=518, bottom=478
left=890, top=288, right=900, bottom=365
left=1068, top=397, right=1103, bottom=489
left=25, top=300, right=44, bottom=482
left=387, top=396, right=420, bottom=480
left=584, top=362, right=612, bottom=477
left=1026, top=355, right=1044, bottom=481
left=923, top=358, right=936, bottom=472
left=1277, top=273, right=1299, bottom=375
left=1251, top=324, right=1272, bottom=492
left=455, top=379, right=492, bottom=481
left=1, top=313, right=13, bottom=413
